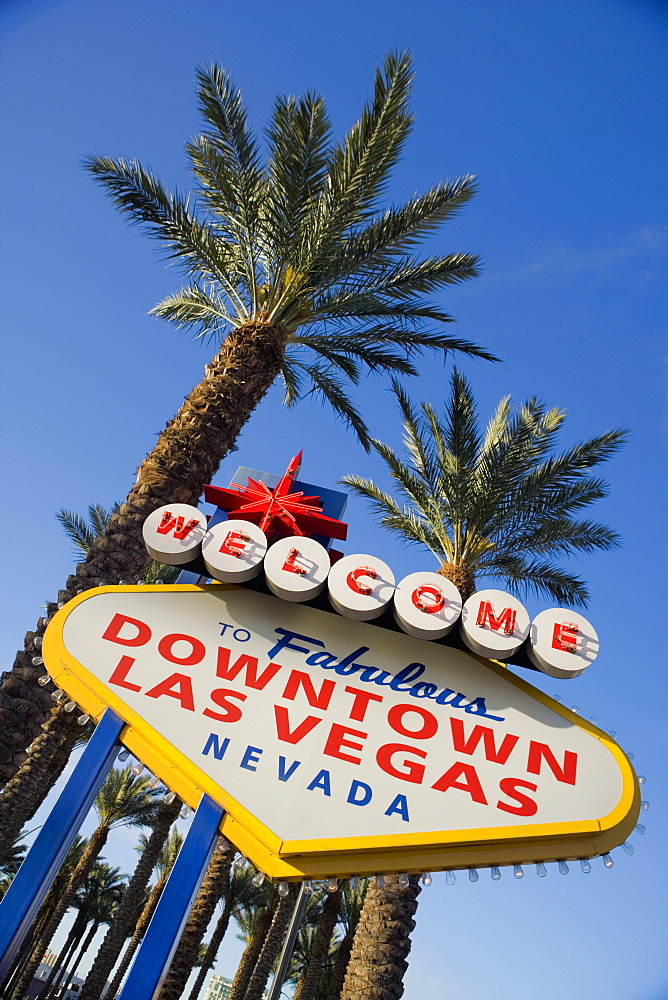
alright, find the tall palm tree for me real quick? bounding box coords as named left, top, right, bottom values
left=228, top=889, right=278, bottom=1000
left=79, top=793, right=182, bottom=1000
left=319, top=882, right=366, bottom=1000
left=10, top=766, right=156, bottom=1000
left=105, top=828, right=183, bottom=999
left=0, top=830, right=29, bottom=898
left=0, top=50, right=490, bottom=789
left=293, top=886, right=344, bottom=1000
left=342, top=373, right=625, bottom=604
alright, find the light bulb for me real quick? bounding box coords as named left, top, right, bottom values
left=137, top=580, right=146, bottom=585
left=580, top=859, right=592, bottom=873
left=421, top=872, right=432, bottom=886
left=621, top=841, right=634, bottom=856
left=234, top=855, right=245, bottom=870
left=570, top=705, right=579, bottom=714
left=535, top=862, right=547, bottom=877
left=641, top=800, right=650, bottom=811
left=77, top=714, right=90, bottom=726
left=117, top=749, right=130, bottom=761
left=32, top=656, right=44, bottom=666
left=552, top=694, right=562, bottom=702
left=132, top=763, right=145, bottom=776
left=627, top=752, right=635, bottom=762
left=180, top=805, right=190, bottom=819
left=349, top=876, right=361, bottom=890
left=164, top=791, right=176, bottom=804
left=33, top=636, right=43, bottom=648
left=638, top=775, right=646, bottom=784
left=468, top=868, right=479, bottom=882
left=155, top=579, right=164, bottom=585
left=445, top=870, right=456, bottom=886
left=148, top=776, right=161, bottom=789
left=63, top=701, right=77, bottom=713
left=278, top=881, right=290, bottom=897
left=558, top=861, right=569, bottom=875
left=635, top=823, right=646, bottom=835
left=38, top=674, right=50, bottom=686
left=326, top=877, right=338, bottom=893
left=375, top=874, right=386, bottom=889
left=490, top=866, right=501, bottom=881
left=51, top=690, right=66, bottom=702
left=588, top=716, right=598, bottom=725
left=42, top=618, right=50, bottom=627
left=608, top=730, right=617, bottom=739
left=118, top=580, right=127, bottom=586
left=602, top=853, right=614, bottom=869
left=302, top=880, right=313, bottom=895
left=513, top=865, right=524, bottom=879
left=252, top=871, right=265, bottom=888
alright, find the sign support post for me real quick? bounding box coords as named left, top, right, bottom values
left=267, top=882, right=310, bottom=1000
left=117, top=794, right=224, bottom=1000
left=0, top=708, right=123, bottom=979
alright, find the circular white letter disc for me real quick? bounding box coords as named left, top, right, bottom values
left=201, top=520, right=267, bottom=583
left=393, top=571, right=462, bottom=639
left=142, top=504, right=208, bottom=565
left=460, top=588, right=530, bottom=659
left=528, top=608, right=599, bottom=678
left=264, top=536, right=331, bottom=602
left=328, top=553, right=395, bottom=621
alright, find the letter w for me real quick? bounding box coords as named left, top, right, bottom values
left=156, top=511, right=200, bottom=539
left=216, top=648, right=282, bottom=690
left=282, top=671, right=336, bottom=710
left=450, top=718, right=519, bottom=765
left=476, top=600, right=516, bottom=635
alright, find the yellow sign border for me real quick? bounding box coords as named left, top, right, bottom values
left=43, top=585, right=640, bottom=879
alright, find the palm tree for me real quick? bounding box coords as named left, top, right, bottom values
left=0, top=50, right=490, bottom=789
left=318, top=882, right=366, bottom=1000
left=342, top=373, right=625, bottom=604
left=9, top=766, right=156, bottom=1000
left=78, top=793, right=182, bottom=1000
left=228, top=887, right=278, bottom=1000
left=293, top=886, right=344, bottom=1000
left=0, top=830, right=30, bottom=898
left=105, top=828, right=183, bottom=999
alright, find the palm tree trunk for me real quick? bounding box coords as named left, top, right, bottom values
left=244, top=884, right=299, bottom=1000
left=10, top=826, right=109, bottom=1000
left=157, top=839, right=234, bottom=1000
left=319, top=933, right=355, bottom=1000
left=63, top=919, right=100, bottom=989
left=340, top=875, right=422, bottom=1000
left=0, top=320, right=287, bottom=789
left=79, top=795, right=182, bottom=1000
left=437, top=560, right=476, bottom=601
left=105, top=880, right=164, bottom=998
left=186, top=903, right=232, bottom=1000
left=294, top=890, right=342, bottom=1000
left=227, top=904, right=275, bottom=1000
left=0, top=707, right=80, bottom=864
left=38, top=910, right=87, bottom=999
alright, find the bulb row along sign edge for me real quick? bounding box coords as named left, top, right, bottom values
left=43, top=580, right=639, bottom=881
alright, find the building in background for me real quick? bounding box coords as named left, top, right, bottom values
left=203, top=974, right=233, bottom=1000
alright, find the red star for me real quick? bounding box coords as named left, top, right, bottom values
left=203, top=451, right=348, bottom=542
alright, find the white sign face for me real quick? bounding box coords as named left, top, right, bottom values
left=47, top=585, right=636, bottom=878
left=263, top=536, right=331, bottom=603
left=142, top=504, right=208, bottom=565
left=393, top=571, right=462, bottom=640
left=201, top=520, right=268, bottom=583
left=527, top=609, right=599, bottom=679
left=328, top=554, right=395, bottom=620
left=460, top=589, right=531, bottom=659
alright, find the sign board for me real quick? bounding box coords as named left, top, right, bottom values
left=43, top=583, right=639, bottom=880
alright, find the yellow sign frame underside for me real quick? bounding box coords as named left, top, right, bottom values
left=43, top=584, right=640, bottom=880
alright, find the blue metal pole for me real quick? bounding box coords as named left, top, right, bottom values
left=118, top=794, right=224, bottom=1000
left=0, top=708, right=124, bottom=980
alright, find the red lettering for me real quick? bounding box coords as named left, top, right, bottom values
left=282, top=671, right=336, bottom=710
left=347, top=566, right=377, bottom=595
left=376, top=743, right=426, bottom=784
left=431, top=761, right=488, bottom=803
left=323, top=723, right=367, bottom=765
left=552, top=622, right=579, bottom=653
left=102, top=613, right=152, bottom=647
left=219, top=530, right=250, bottom=558
left=387, top=703, right=438, bottom=740
left=108, top=655, right=142, bottom=692
left=216, top=648, right=282, bottom=690
left=203, top=688, right=247, bottom=724
left=158, top=633, right=206, bottom=666
left=476, top=601, right=516, bottom=635
left=497, top=777, right=538, bottom=816
left=156, top=511, right=200, bottom=539
left=344, top=686, right=384, bottom=722
left=145, top=673, right=195, bottom=711
left=274, top=706, right=322, bottom=744
left=412, top=584, right=445, bottom=614
left=526, top=741, right=577, bottom=785
left=282, top=548, right=307, bottom=575
left=450, top=718, right=519, bottom=765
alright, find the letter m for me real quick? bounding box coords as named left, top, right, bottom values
left=476, top=600, right=516, bottom=635
left=527, top=741, right=577, bottom=785
left=156, top=510, right=200, bottom=540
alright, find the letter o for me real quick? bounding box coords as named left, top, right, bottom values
left=233, top=628, right=251, bottom=642
left=157, top=633, right=206, bottom=666
left=387, top=703, right=438, bottom=740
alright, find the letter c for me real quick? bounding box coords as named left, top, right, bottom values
left=347, top=566, right=377, bottom=595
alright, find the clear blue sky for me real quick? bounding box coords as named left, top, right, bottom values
left=1, top=1, right=666, bottom=998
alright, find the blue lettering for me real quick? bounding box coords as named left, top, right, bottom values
left=240, top=745, right=263, bottom=771
left=358, top=667, right=391, bottom=685
left=390, top=663, right=425, bottom=691
left=202, top=733, right=230, bottom=760
left=465, top=697, right=505, bottom=722
left=347, top=780, right=373, bottom=806
left=278, top=757, right=301, bottom=782
left=307, top=769, right=332, bottom=796
left=410, top=682, right=438, bottom=698
left=385, top=794, right=410, bottom=822
left=267, top=628, right=324, bottom=660
left=305, top=651, right=339, bottom=668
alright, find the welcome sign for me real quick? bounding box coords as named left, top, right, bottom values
left=43, top=583, right=638, bottom=880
